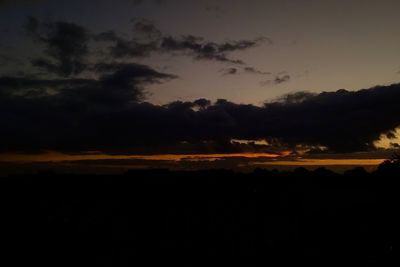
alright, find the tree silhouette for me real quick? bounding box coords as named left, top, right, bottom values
left=377, top=152, right=400, bottom=173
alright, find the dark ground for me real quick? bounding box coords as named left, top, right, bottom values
left=0, top=164, right=396, bottom=266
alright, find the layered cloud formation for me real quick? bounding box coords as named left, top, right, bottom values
left=1, top=18, right=400, bottom=155
left=2, top=76, right=400, bottom=154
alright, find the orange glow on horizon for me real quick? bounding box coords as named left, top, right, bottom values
left=0, top=151, right=282, bottom=163
left=0, top=151, right=386, bottom=168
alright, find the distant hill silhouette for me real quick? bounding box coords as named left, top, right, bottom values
left=0, top=162, right=395, bottom=266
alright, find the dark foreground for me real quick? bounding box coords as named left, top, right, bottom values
left=1, top=166, right=396, bottom=266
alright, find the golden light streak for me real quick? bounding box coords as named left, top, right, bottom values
left=0, top=151, right=282, bottom=163
left=0, top=151, right=387, bottom=167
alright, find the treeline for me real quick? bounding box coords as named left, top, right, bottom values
left=0, top=163, right=396, bottom=266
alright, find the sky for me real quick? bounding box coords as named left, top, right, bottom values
left=1, top=0, right=400, bottom=174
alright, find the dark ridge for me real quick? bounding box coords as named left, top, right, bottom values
left=0, top=161, right=396, bottom=266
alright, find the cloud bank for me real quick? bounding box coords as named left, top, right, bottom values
left=2, top=76, right=400, bottom=154
left=1, top=18, right=400, bottom=155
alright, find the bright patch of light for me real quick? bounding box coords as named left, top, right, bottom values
left=230, top=139, right=269, bottom=145
left=374, top=127, right=400, bottom=149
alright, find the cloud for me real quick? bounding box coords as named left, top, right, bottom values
left=3, top=18, right=177, bottom=111
left=222, top=67, right=270, bottom=76
left=1, top=62, right=176, bottom=103
left=2, top=77, right=400, bottom=154
left=160, top=35, right=250, bottom=64
left=274, top=74, right=290, bottom=84
left=3, top=18, right=397, bottom=155
left=261, top=74, right=291, bottom=86
left=95, top=19, right=267, bottom=65
left=130, top=18, right=162, bottom=41
left=26, top=17, right=89, bottom=77
left=274, top=91, right=316, bottom=104
left=244, top=67, right=270, bottom=75
left=94, top=18, right=163, bottom=58
left=222, top=68, right=238, bottom=75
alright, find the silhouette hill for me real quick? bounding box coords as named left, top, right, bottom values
left=0, top=163, right=396, bottom=266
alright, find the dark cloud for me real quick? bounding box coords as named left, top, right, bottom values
left=244, top=67, right=270, bottom=75
left=0, top=62, right=176, bottom=109
left=0, top=76, right=94, bottom=93
left=95, top=62, right=177, bottom=103
left=274, top=91, right=316, bottom=104
left=94, top=19, right=267, bottom=65
left=222, top=67, right=270, bottom=76
left=390, top=143, right=400, bottom=148
left=94, top=19, right=162, bottom=58
left=26, top=17, right=89, bottom=77
left=8, top=18, right=176, bottom=111
left=160, top=35, right=248, bottom=64
left=261, top=74, right=291, bottom=86
left=274, top=74, right=290, bottom=84
left=2, top=77, right=400, bottom=154
left=4, top=18, right=396, bottom=155
left=222, top=68, right=238, bottom=75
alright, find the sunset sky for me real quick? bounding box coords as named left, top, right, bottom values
left=1, top=0, right=400, bottom=174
